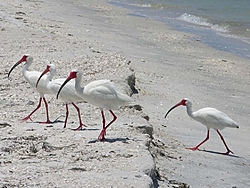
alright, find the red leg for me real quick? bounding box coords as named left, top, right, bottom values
left=101, top=111, right=106, bottom=129
left=98, top=110, right=117, bottom=141
left=71, top=103, right=86, bottom=131
left=39, top=97, right=52, bottom=124
left=216, top=130, right=234, bottom=155
left=104, top=110, right=117, bottom=130
left=20, top=97, right=43, bottom=122
left=98, top=111, right=106, bottom=141
left=63, top=104, right=69, bottom=128
left=186, top=129, right=210, bottom=151
left=21, top=97, right=52, bottom=124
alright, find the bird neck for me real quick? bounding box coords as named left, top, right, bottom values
left=22, top=59, right=32, bottom=75
left=48, top=71, right=55, bottom=82
left=186, top=103, right=194, bottom=118
left=75, top=76, right=84, bottom=95
left=22, top=64, right=32, bottom=82
left=22, top=63, right=28, bottom=75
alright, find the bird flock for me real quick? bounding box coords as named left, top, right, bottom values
left=8, top=54, right=239, bottom=154
left=8, top=54, right=134, bottom=141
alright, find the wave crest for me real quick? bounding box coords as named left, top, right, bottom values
left=178, top=13, right=227, bottom=33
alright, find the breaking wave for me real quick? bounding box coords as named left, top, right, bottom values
left=178, top=13, right=228, bottom=33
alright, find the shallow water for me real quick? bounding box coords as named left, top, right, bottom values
left=110, top=0, right=250, bottom=60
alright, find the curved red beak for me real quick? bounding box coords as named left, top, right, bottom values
left=56, top=71, right=77, bottom=99
left=8, top=55, right=28, bottom=78
left=36, top=65, right=50, bottom=88
left=164, top=99, right=186, bottom=118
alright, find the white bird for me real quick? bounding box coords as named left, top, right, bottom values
left=56, top=70, right=134, bottom=141
left=36, top=64, right=86, bottom=130
left=8, top=54, right=54, bottom=123
left=165, top=98, right=239, bottom=155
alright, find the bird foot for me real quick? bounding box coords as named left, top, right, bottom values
left=39, top=120, right=53, bottom=124
left=74, top=126, right=82, bottom=131
left=98, top=129, right=107, bottom=141
left=186, top=147, right=199, bottom=151
left=20, top=116, right=33, bottom=122
left=224, top=150, right=234, bottom=155
left=98, top=137, right=107, bottom=142
left=74, top=123, right=87, bottom=131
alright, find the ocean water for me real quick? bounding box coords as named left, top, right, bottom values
left=110, top=0, right=250, bottom=60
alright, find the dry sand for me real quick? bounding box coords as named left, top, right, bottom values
left=1, top=0, right=250, bottom=187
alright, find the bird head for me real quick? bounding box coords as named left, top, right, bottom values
left=68, top=70, right=78, bottom=79
left=8, top=54, right=32, bottom=78
left=164, top=98, right=190, bottom=118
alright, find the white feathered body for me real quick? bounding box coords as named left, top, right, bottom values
left=191, top=107, right=239, bottom=130
left=77, top=79, right=133, bottom=110
left=49, top=78, right=83, bottom=103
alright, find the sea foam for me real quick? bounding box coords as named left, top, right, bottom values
left=178, top=13, right=227, bottom=33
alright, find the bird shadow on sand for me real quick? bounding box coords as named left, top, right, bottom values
left=88, top=137, right=130, bottom=144
left=27, top=119, right=100, bottom=132
left=51, top=116, right=100, bottom=131
left=71, top=127, right=99, bottom=131
left=25, top=116, right=65, bottom=124
left=200, top=149, right=242, bottom=158
left=52, top=120, right=64, bottom=124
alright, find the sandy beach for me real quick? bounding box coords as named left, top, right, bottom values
left=1, top=0, right=250, bottom=187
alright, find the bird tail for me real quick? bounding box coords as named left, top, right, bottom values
left=228, top=119, right=239, bottom=129
left=231, top=121, right=239, bottom=129
left=117, top=92, right=134, bottom=104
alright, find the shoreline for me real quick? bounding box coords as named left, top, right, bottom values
left=1, top=0, right=250, bottom=187
left=110, top=0, right=250, bottom=60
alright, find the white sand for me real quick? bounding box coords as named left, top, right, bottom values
left=1, top=0, right=250, bottom=187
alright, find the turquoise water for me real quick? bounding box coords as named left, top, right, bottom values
left=110, top=0, right=250, bottom=59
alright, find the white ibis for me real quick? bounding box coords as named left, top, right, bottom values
left=56, top=70, right=134, bottom=141
left=165, top=98, right=239, bottom=155
left=8, top=54, right=54, bottom=123
left=36, top=64, right=86, bottom=130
